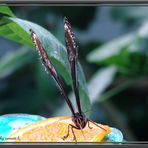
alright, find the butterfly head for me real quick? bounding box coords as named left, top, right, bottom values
left=72, top=112, right=87, bottom=129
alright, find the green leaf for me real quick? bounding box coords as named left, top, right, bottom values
left=7, top=17, right=72, bottom=83
left=87, top=33, right=137, bottom=64
left=0, top=21, right=33, bottom=46
left=111, top=7, right=148, bottom=21
left=88, top=66, right=117, bottom=103
left=55, top=66, right=117, bottom=117
left=98, top=80, right=134, bottom=102
left=87, top=20, right=148, bottom=65
left=0, top=12, right=91, bottom=114
left=138, top=21, right=148, bottom=38
left=55, top=88, right=91, bottom=117
left=0, top=5, right=15, bottom=17
left=0, top=47, right=33, bottom=79
left=34, top=62, right=57, bottom=98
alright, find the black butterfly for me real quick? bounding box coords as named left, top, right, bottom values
left=29, top=17, right=106, bottom=142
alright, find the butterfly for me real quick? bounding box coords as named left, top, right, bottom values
left=28, top=17, right=109, bottom=142
left=1, top=17, right=117, bottom=143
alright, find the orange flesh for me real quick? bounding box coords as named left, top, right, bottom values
left=6, top=116, right=111, bottom=142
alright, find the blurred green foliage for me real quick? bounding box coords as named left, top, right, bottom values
left=0, top=5, right=148, bottom=141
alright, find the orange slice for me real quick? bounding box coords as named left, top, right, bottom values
left=5, top=116, right=110, bottom=142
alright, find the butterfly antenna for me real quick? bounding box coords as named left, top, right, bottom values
left=64, top=17, right=82, bottom=115
left=29, top=29, right=75, bottom=116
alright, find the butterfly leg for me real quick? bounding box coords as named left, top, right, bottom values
left=62, top=124, right=78, bottom=142
left=88, top=119, right=107, bottom=131
left=62, top=124, right=71, bottom=140
left=87, top=120, right=93, bottom=129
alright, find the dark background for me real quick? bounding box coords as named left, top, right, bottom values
left=0, top=6, right=148, bottom=141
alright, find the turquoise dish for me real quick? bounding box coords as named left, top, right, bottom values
left=103, top=127, right=123, bottom=142
left=0, top=114, right=45, bottom=142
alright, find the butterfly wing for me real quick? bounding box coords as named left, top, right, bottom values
left=30, top=29, right=75, bottom=116
left=64, top=17, right=82, bottom=115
